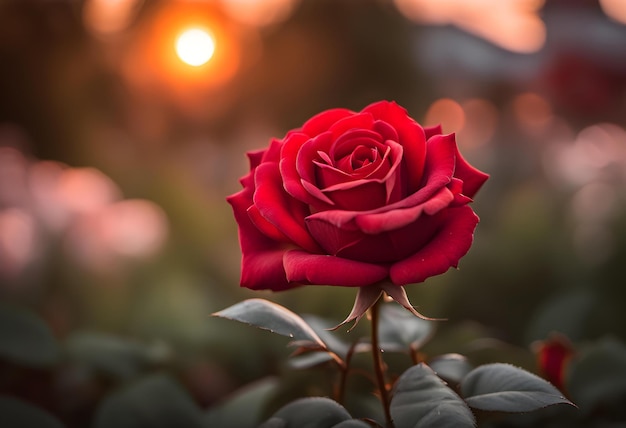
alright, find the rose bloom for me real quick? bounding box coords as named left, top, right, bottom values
left=536, top=334, right=574, bottom=392
left=227, top=101, right=488, bottom=291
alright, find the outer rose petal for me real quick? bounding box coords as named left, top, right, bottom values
left=390, top=205, right=479, bottom=285
left=240, top=247, right=294, bottom=291
left=453, top=144, right=489, bottom=198
left=247, top=149, right=266, bottom=170
left=301, top=108, right=354, bottom=137
left=283, top=250, right=389, bottom=287
left=261, top=137, right=283, bottom=163
left=247, top=204, right=289, bottom=243
left=424, top=124, right=443, bottom=140
left=226, top=187, right=293, bottom=291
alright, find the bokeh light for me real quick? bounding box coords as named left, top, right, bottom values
left=600, top=0, right=626, bottom=26
left=175, top=28, right=216, bottom=67
left=65, top=199, right=169, bottom=273
left=119, top=1, right=246, bottom=114
left=459, top=98, right=499, bottom=148
left=29, top=162, right=121, bottom=231
left=512, top=92, right=554, bottom=134
left=0, top=208, right=36, bottom=278
left=423, top=98, right=498, bottom=148
left=0, top=146, right=29, bottom=207
left=220, top=0, right=299, bottom=27
left=82, top=0, right=144, bottom=37
left=394, top=0, right=546, bottom=53
left=423, top=98, right=465, bottom=133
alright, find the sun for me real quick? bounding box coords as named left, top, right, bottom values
left=175, top=28, right=216, bottom=67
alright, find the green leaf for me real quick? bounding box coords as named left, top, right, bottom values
left=379, top=303, right=434, bottom=352
left=0, top=304, right=59, bottom=367
left=93, top=374, right=204, bottom=428
left=460, top=363, right=575, bottom=412
left=205, top=377, right=279, bottom=428
left=429, top=353, right=473, bottom=385
left=288, top=315, right=352, bottom=369
left=213, top=299, right=325, bottom=348
left=289, top=352, right=335, bottom=370
left=65, top=332, right=170, bottom=380
left=566, top=338, right=626, bottom=413
left=332, top=420, right=373, bottom=427
left=0, top=396, right=66, bottom=428
left=302, top=315, right=350, bottom=358
left=390, top=363, right=476, bottom=428
left=258, top=397, right=352, bottom=428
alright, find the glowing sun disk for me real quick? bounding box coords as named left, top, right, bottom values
left=176, top=28, right=215, bottom=66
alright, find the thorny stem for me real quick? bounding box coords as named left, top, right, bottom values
left=370, top=298, right=394, bottom=428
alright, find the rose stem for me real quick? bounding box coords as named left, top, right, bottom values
left=334, top=342, right=356, bottom=404
left=370, top=297, right=394, bottom=428
left=409, top=343, right=420, bottom=365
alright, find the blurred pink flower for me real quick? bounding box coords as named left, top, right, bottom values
left=65, top=199, right=169, bottom=273
left=29, top=162, right=121, bottom=232
left=0, top=144, right=169, bottom=281
left=0, top=208, right=37, bottom=278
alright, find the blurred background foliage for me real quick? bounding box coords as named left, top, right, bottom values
left=1, top=0, right=626, bottom=426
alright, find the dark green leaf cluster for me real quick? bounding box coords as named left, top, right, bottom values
left=214, top=299, right=575, bottom=427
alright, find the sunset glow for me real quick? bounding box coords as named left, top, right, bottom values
left=175, top=28, right=215, bottom=66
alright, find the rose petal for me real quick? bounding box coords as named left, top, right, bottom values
left=390, top=205, right=479, bottom=285
left=324, top=180, right=388, bottom=211
left=301, top=108, right=354, bottom=137
left=320, top=141, right=404, bottom=211
left=307, top=209, right=444, bottom=263
left=226, top=187, right=292, bottom=291
left=306, top=133, right=457, bottom=233
left=240, top=247, right=294, bottom=291
left=254, top=163, right=322, bottom=253
left=424, top=124, right=443, bottom=140
left=247, top=149, right=266, bottom=170
left=280, top=132, right=319, bottom=205
left=362, top=101, right=426, bottom=192
left=422, top=186, right=455, bottom=216
left=453, top=144, right=489, bottom=198
left=331, top=128, right=383, bottom=160
left=315, top=133, right=389, bottom=187
left=315, top=155, right=383, bottom=188
left=262, top=137, right=283, bottom=163
left=301, top=179, right=336, bottom=207
left=296, top=132, right=334, bottom=187
left=328, top=112, right=375, bottom=139
left=449, top=177, right=473, bottom=206
left=346, top=184, right=454, bottom=239
left=373, top=120, right=399, bottom=143
left=247, top=205, right=289, bottom=242
left=305, top=216, right=363, bottom=256
left=283, top=250, right=389, bottom=287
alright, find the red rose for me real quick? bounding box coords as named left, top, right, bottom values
left=536, top=334, right=574, bottom=392
left=227, top=101, right=488, bottom=291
